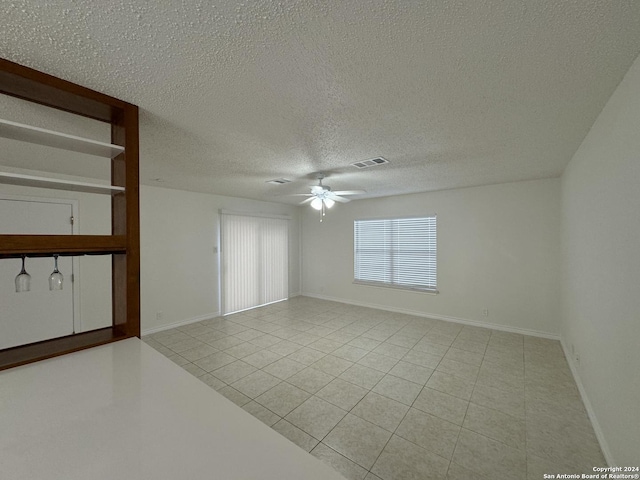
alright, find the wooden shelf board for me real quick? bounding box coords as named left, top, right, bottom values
left=0, top=172, right=124, bottom=195
left=0, top=327, right=133, bottom=371
left=0, top=118, right=124, bottom=158
left=0, top=235, right=126, bottom=258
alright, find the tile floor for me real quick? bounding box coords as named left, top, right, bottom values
left=143, top=297, right=606, bottom=480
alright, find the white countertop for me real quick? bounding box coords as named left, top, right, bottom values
left=0, top=338, right=347, bottom=480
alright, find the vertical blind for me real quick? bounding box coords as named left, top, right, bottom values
left=354, top=216, right=437, bottom=292
left=221, top=212, right=289, bottom=314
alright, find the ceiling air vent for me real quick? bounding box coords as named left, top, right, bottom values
left=266, top=178, right=292, bottom=185
left=351, top=157, right=389, bottom=169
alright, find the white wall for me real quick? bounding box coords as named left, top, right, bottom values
left=302, top=178, right=562, bottom=336
left=140, top=185, right=300, bottom=333
left=0, top=180, right=112, bottom=332
left=560, top=55, right=640, bottom=465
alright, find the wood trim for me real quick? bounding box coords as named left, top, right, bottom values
left=0, top=235, right=126, bottom=258
left=0, top=58, right=129, bottom=122
left=0, top=327, right=133, bottom=371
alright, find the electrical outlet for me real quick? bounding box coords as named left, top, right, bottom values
left=482, top=309, right=489, bottom=317
left=156, top=311, right=163, bottom=322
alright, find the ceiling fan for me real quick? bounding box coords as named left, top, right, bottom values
left=291, top=173, right=365, bottom=220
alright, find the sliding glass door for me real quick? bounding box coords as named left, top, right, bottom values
left=220, top=212, right=289, bottom=314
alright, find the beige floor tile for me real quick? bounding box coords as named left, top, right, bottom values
left=224, top=341, right=263, bottom=359
left=211, top=360, right=257, bottom=384
left=217, top=386, right=251, bottom=407
left=411, top=340, right=449, bottom=356
left=193, top=351, right=236, bottom=372
left=422, top=332, right=456, bottom=347
left=471, top=383, right=525, bottom=419
left=311, top=443, right=368, bottom=480
left=179, top=343, right=219, bottom=362
left=371, top=434, right=449, bottom=480
left=413, top=387, right=469, bottom=425
left=348, top=336, right=382, bottom=351
left=451, top=337, right=488, bottom=355
left=463, top=402, right=525, bottom=449
left=255, top=382, right=311, bottom=416
left=181, top=362, right=208, bottom=377
left=242, top=349, right=283, bottom=369
left=357, top=352, right=399, bottom=373
left=443, top=347, right=484, bottom=366
left=168, top=337, right=209, bottom=353
left=324, top=414, right=392, bottom=469
left=287, top=367, right=335, bottom=394
left=199, top=373, right=226, bottom=391
left=312, top=355, right=355, bottom=376
left=361, top=329, right=393, bottom=342
left=446, top=461, right=491, bottom=480
left=290, top=332, right=323, bottom=346
left=526, top=452, right=597, bottom=478
left=233, top=328, right=264, bottom=341
left=436, top=358, right=480, bottom=382
left=476, top=366, right=524, bottom=395
left=208, top=336, right=245, bottom=351
left=372, top=343, right=410, bottom=360
left=250, top=334, right=284, bottom=348
left=166, top=354, right=189, bottom=366
left=402, top=349, right=442, bottom=369
left=351, top=392, right=409, bottom=432
left=317, top=378, right=369, bottom=411
left=372, top=375, right=422, bottom=406
left=364, top=473, right=383, bottom=480
left=242, top=401, right=281, bottom=426
left=272, top=419, right=319, bottom=452
left=339, top=364, right=386, bottom=390
left=426, top=371, right=474, bottom=400
left=286, top=396, right=347, bottom=440
left=308, top=338, right=344, bottom=353
left=332, top=344, right=370, bottom=362
left=285, top=346, right=326, bottom=365
left=263, top=357, right=307, bottom=380
left=396, top=408, right=460, bottom=459
left=452, top=428, right=526, bottom=480
left=230, top=370, right=281, bottom=398
left=388, top=361, right=434, bottom=385
left=386, top=334, right=419, bottom=349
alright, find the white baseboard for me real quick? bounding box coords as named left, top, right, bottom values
left=302, top=292, right=560, bottom=340
left=142, top=311, right=220, bottom=336
left=560, top=339, right=614, bottom=466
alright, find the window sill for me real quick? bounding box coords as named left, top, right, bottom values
left=352, top=280, right=439, bottom=295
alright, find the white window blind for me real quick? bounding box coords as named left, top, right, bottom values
left=354, top=216, right=437, bottom=292
left=221, top=212, right=289, bottom=314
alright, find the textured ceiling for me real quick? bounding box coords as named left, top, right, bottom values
left=2, top=0, right=640, bottom=204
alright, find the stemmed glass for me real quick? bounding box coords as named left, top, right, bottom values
left=15, top=256, right=31, bottom=293
left=49, top=254, right=64, bottom=291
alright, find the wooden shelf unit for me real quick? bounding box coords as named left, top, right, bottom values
left=0, top=58, right=140, bottom=371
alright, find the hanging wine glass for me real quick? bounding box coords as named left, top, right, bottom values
left=15, top=256, right=31, bottom=293
left=49, top=254, right=64, bottom=291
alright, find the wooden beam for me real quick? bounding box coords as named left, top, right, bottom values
left=0, top=235, right=126, bottom=258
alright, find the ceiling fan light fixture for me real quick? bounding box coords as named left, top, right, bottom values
left=323, top=198, right=335, bottom=208
left=310, top=197, right=323, bottom=210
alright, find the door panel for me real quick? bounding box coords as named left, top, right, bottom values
left=0, top=198, right=75, bottom=349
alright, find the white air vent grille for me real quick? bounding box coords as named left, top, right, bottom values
left=266, top=178, right=292, bottom=185
left=351, top=157, right=389, bottom=169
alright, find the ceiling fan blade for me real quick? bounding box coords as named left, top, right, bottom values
left=328, top=193, right=351, bottom=203
left=299, top=197, right=314, bottom=205
left=331, top=190, right=366, bottom=196
left=285, top=193, right=314, bottom=197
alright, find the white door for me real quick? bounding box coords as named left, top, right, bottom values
left=0, top=198, right=75, bottom=349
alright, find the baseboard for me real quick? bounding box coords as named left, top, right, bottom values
left=560, top=339, right=614, bottom=466
left=302, top=292, right=560, bottom=340
left=142, top=311, right=220, bottom=336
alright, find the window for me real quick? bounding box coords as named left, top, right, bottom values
left=220, top=212, right=289, bottom=314
left=354, top=216, right=437, bottom=292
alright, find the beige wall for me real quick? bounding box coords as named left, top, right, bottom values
left=301, top=178, right=562, bottom=336
left=560, top=54, right=640, bottom=465
left=140, top=185, right=301, bottom=333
